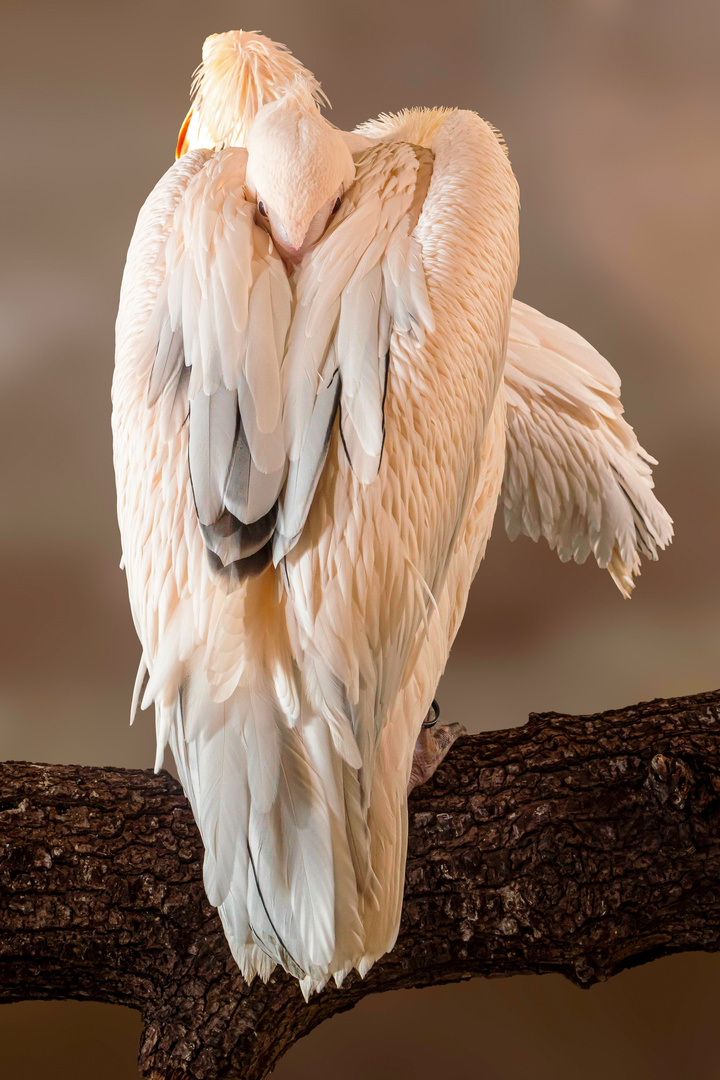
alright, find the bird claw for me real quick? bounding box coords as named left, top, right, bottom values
left=407, top=702, right=466, bottom=794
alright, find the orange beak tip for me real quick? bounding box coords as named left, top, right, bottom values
left=176, top=107, right=193, bottom=159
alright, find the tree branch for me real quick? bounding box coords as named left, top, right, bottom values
left=2, top=690, right=720, bottom=1079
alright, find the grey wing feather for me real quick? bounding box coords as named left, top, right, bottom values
left=148, top=304, right=185, bottom=407
left=274, top=370, right=341, bottom=562
left=188, top=385, right=238, bottom=526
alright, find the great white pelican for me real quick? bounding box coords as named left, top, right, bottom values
left=113, top=30, right=672, bottom=997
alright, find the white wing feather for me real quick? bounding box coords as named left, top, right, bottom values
left=503, top=299, right=673, bottom=596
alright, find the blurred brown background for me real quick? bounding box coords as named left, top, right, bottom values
left=1, top=0, right=719, bottom=1076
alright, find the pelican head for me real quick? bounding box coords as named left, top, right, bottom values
left=245, top=83, right=355, bottom=264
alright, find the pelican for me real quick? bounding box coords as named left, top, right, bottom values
left=113, top=30, right=672, bottom=996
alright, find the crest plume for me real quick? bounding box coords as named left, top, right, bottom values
left=191, top=30, right=328, bottom=147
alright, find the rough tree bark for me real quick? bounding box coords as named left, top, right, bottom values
left=2, top=689, right=720, bottom=1079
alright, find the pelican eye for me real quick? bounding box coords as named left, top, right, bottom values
left=332, top=196, right=342, bottom=214
left=258, top=200, right=268, bottom=218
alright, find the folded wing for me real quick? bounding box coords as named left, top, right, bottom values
left=146, top=147, right=291, bottom=577
left=502, top=299, right=673, bottom=596
left=274, top=139, right=434, bottom=558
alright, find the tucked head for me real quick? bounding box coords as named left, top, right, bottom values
left=176, top=31, right=355, bottom=264
left=245, top=83, right=355, bottom=263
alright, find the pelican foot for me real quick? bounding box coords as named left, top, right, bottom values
left=407, top=701, right=467, bottom=794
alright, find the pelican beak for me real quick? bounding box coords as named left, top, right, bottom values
left=176, top=107, right=193, bottom=159
left=270, top=211, right=331, bottom=265
left=271, top=224, right=310, bottom=266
